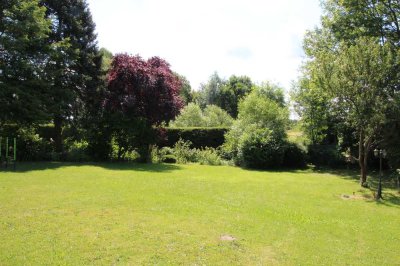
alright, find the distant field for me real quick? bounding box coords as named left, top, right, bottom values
left=0, top=163, right=399, bottom=265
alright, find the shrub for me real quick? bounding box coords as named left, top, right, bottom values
left=283, top=142, right=307, bottom=168
left=162, top=154, right=177, bottom=164
left=308, top=145, right=345, bottom=168
left=0, top=127, right=54, bottom=161
left=65, top=140, right=90, bottom=162
left=173, top=139, right=197, bottom=164
left=169, top=103, right=204, bottom=127
left=196, top=147, right=223, bottom=165
left=152, top=142, right=224, bottom=165
left=151, top=146, right=174, bottom=163
left=237, top=128, right=286, bottom=169
left=202, top=105, right=234, bottom=127
left=150, top=146, right=162, bottom=163
left=223, top=87, right=290, bottom=169
left=110, top=137, right=140, bottom=161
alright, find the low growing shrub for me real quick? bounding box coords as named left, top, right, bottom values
left=283, top=142, right=307, bottom=168
left=196, top=147, right=223, bottom=166
left=173, top=139, right=197, bottom=164
left=151, top=146, right=174, bottom=163
left=65, top=140, right=90, bottom=162
left=162, top=154, right=177, bottom=164
left=237, top=128, right=286, bottom=169
left=308, top=145, right=345, bottom=168
left=5, top=127, right=54, bottom=161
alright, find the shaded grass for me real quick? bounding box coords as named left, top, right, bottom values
left=0, top=163, right=399, bottom=265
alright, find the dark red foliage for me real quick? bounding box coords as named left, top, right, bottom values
left=104, top=54, right=183, bottom=124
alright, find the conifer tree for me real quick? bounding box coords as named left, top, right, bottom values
left=41, top=0, right=102, bottom=152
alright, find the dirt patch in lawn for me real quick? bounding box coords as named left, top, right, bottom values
left=341, top=193, right=373, bottom=200
left=220, top=235, right=236, bottom=241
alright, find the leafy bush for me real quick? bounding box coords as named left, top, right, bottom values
left=224, top=87, right=290, bottom=169
left=169, top=103, right=204, bottom=127
left=236, top=127, right=286, bottom=169
left=0, top=127, right=54, bottom=161
left=152, top=141, right=224, bottom=165
left=110, top=138, right=140, bottom=161
left=196, top=147, right=223, bottom=165
left=151, top=146, right=174, bottom=163
left=308, top=145, right=345, bottom=168
left=173, top=139, right=197, bottom=164
left=283, top=142, right=307, bottom=168
left=150, top=146, right=162, bottom=163
left=65, top=140, right=90, bottom=162
left=162, top=154, right=177, bottom=163
left=202, top=105, right=234, bottom=127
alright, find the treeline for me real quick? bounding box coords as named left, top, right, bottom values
left=2, top=0, right=400, bottom=182
left=1, top=0, right=297, bottom=168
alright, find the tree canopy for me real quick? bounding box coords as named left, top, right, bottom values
left=170, top=103, right=233, bottom=128
left=0, top=0, right=52, bottom=125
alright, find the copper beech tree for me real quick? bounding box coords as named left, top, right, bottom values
left=104, top=54, right=183, bottom=161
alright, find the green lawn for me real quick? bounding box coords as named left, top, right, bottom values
left=0, top=163, right=399, bottom=265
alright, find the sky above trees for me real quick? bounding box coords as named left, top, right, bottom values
left=87, top=0, right=322, bottom=91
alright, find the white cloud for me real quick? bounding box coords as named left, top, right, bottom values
left=87, top=0, right=321, bottom=91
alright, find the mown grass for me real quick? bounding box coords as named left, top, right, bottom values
left=0, top=163, right=399, bottom=265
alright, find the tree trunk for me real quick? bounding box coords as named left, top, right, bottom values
left=358, top=131, right=368, bottom=186
left=138, top=144, right=151, bottom=163
left=54, top=115, right=63, bottom=153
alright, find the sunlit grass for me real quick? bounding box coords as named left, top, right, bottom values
left=0, top=163, right=399, bottom=265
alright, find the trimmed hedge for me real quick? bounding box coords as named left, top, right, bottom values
left=158, top=127, right=229, bottom=148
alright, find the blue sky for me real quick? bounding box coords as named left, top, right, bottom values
left=87, top=0, right=322, bottom=91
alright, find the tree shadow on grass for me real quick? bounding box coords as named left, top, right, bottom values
left=98, top=162, right=182, bottom=172
left=373, top=192, right=400, bottom=207
left=313, top=167, right=360, bottom=181
left=314, top=167, right=400, bottom=207
left=1, top=161, right=182, bottom=173
left=237, top=165, right=311, bottom=174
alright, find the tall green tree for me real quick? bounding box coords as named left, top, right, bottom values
left=292, top=76, right=335, bottom=145
left=197, top=72, right=224, bottom=108
left=256, top=82, right=286, bottom=108
left=296, top=0, right=400, bottom=185
left=323, top=0, right=400, bottom=46
left=218, top=75, right=253, bottom=118
left=309, top=38, right=397, bottom=185
left=322, top=0, right=400, bottom=172
left=99, top=47, right=113, bottom=73
left=41, top=0, right=102, bottom=152
left=0, top=0, right=51, bottom=126
left=174, top=73, right=193, bottom=105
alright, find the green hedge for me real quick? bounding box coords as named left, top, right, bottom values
left=158, top=127, right=229, bottom=148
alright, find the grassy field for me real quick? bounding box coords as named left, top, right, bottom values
left=0, top=163, right=399, bottom=265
